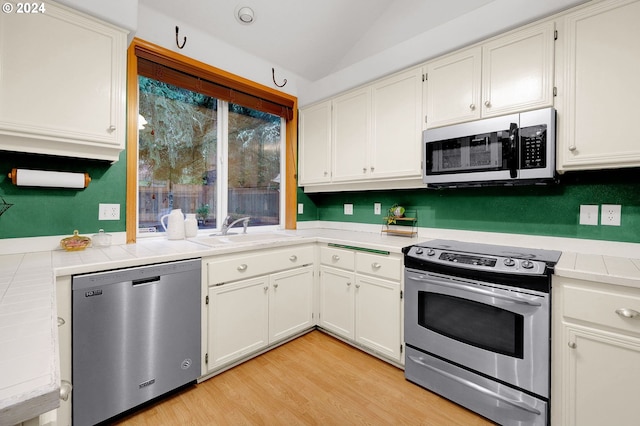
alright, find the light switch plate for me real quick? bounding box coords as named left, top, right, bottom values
left=374, top=203, right=381, bottom=215
left=579, top=205, right=598, bottom=226
left=344, top=204, right=353, bottom=215
left=297, top=203, right=304, bottom=214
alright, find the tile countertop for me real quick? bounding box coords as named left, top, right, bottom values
left=2, top=228, right=640, bottom=425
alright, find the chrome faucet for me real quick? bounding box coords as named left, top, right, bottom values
left=220, top=215, right=250, bottom=235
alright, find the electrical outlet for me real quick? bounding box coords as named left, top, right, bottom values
left=579, top=205, right=598, bottom=226
left=601, top=204, right=621, bottom=226
left=297, top=203, right=304, bottom=214
left=374, top=202, right=382, bottom=215
left=344, top=203, right=353, bottom=215
left=99, top=203, right=120, bottom=221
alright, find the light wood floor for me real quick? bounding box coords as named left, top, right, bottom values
left=113, top=331, right=493, bottom=425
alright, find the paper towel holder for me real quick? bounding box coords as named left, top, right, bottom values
left=8, top=168, right=91, bottom=189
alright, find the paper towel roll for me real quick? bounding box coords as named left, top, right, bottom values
left=8, top=168, right=91, bottom=188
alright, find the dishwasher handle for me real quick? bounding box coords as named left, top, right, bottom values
left=132, top=276, right=161, bottom=286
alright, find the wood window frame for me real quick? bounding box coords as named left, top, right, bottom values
left=126, top=38, right=298, bottom=243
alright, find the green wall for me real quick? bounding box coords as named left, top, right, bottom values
left=297, top=169, right=640, bottom=243
left=0, top=151, right=127, bottom=239
left=2, top=148, right=639, bottom=245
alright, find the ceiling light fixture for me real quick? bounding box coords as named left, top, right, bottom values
left=236, top=6, right=255, bottom=24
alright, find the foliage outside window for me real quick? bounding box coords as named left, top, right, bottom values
left=137, top=76, right=283, bottom=234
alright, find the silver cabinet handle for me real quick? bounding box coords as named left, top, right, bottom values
left=263, top=286, right=269, bottom=291
left=273, top=283, right=279, bottom=289
left=237, top=264, right=248, bottom=271
left=323, top=171, right=328, bottom=176
left=568, top=145, right=577, bottom=152
left=469, top=103, right=475, bottom=110
left=568, top=342, right=577, bottom=349
left=362, top=167, right=367, bottom=173
left=370, top=167, right=375, bottom=172
left=332, top=254, right=340, bottom=261
left=484, top=100, right=491, bottom=107
left=347, top=282, right=351, bottom=286
left=372, top=262, right=381, bottom=269
left=60, top=380, right=72, bottom=401
left=289, top=255, right=297, bottom=262
left=616, top=308, right=639, bottom=319
left=57, top=317, right=65, bottom=327
left=107, top=125, right=116, bottom=133
left=408, top=355, right=541, bottom=415
left=356, top=284, right=360, bottom=288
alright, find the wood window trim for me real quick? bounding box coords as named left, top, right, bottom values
left=126, top=38, right=298, bottom=243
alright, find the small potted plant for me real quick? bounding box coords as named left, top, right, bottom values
left=196, top=203, right=210, bottom=225
left=386, top=204, right=405, bottom=225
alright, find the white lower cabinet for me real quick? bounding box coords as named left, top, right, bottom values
left=318, top=246, right=402, bottom=363
left=207, top=276, right=270, bottom=370
left=552, top=276, right=640, bottom=425
left=204, top=246, right=314, bottom=373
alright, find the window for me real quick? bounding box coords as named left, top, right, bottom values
left=127, top=40, right=297, bottom=241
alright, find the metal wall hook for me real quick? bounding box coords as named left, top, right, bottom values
left=175, top=26, right=187, bottom=49
left=272, top=68, right=287, bottom=88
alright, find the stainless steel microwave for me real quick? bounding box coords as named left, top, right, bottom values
left=423, top=108, right=556, bottom=188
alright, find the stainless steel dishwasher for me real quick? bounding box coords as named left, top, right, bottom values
left=72, top=258, right=201, bottom=426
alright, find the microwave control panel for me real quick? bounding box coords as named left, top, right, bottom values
left=520, top=124, right=547, bottom=169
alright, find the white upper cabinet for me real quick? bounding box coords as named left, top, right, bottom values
left=425, top=47, right=482, bottom=128
left=0, top=1, right=127, bottom=162
left=370, top=67, right=423, bottom=180
left=332, top=87, right=371, bottom=182
left=425, top=21, right=555, bottom=128
left=556, top=0, right=640, bottom=172
left=298, top=100, right=332, bottom=185
left=298, top=67, right=423, bottom=190
left=481, top=21, right=555, bottom=117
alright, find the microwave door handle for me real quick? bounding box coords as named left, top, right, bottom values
left=508, top=122, right=518, bottom=178
left=408, top=274, right=542, bottom=306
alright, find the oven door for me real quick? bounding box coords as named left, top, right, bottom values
left=404, top=268, right=550, bottom=398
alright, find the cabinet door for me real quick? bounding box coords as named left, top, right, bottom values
left=298, top=101, right=332, bottom=185
left=355, top=275, right=401, bottom=361
left=269, top=266, right=314, bottom=343
left=207, top=277, right=269, bottom=371
left=425, top=47, right=481, bottom=128
left=481, top=21, right=555, bottom=117
left=562, top=325, right=640, bottom=426
left=332, top=88, right=370, bottom=181
left=370, top=67, right=423, bottom=179
left=319, top=266, right=355, bottom=339
left=0, top=3, right=126, bottom=161
left=557, top=0, right=640, bottom=171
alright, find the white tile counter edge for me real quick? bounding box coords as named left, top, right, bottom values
left=2, top=223, right=639, bottom=424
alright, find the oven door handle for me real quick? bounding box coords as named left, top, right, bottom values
left=408, top=355, right=542, bottom=416
left=408, top=274, right=542, bottom=306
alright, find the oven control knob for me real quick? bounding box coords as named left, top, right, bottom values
left=426, top=249, right=436, bottom=256
left=504, top=258, right=516, bottom=267
left=415, top=248, right=424, bottom=255
left=521, top=260, right=534, bottom=269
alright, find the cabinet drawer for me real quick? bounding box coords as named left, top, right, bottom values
left=207, top=245, right=314, bottom=285
left=320, top=246, right=355, bottom=270
left=355, top=252, right=401, bottom=281
left=564, top=284, right=640, bottom=336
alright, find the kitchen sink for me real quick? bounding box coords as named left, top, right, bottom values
left=192, top=232, right=301, bottom=247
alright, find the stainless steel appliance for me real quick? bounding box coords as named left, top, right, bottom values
left=423, top=108, right=556, bottom=187
left=72, top=259, right=201, bottom=426
left=403, top=240, right=560, bottom=426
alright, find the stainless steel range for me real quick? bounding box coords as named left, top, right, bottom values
left=402, top=240, right=561, bottom=426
